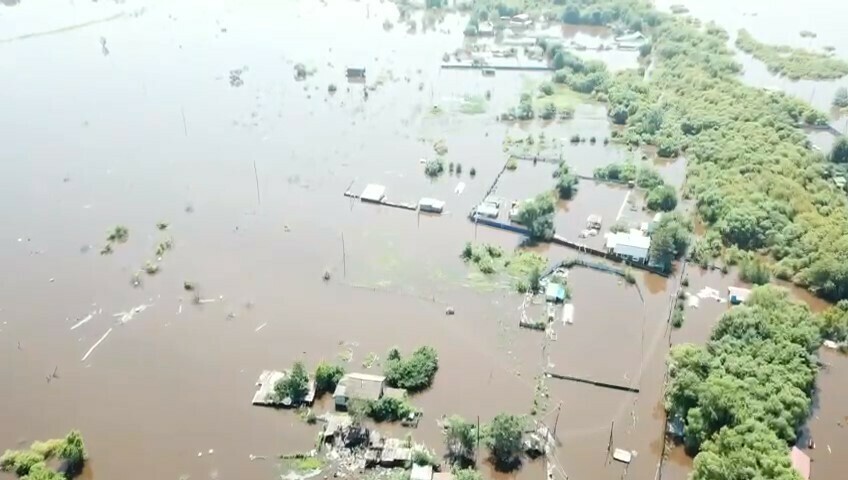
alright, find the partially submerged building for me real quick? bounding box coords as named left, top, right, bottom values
left=545, top=283, right=566, bottom=303
left=418, top=197, right=446, bottom=213
left=586, top=214, right=603, bottom=230
left=361, top=184, right=387, bottom=203
left=252, top=370, right=316, bottom=407
left=474, top=202, right=499, bottom=219
left=347, top=67, right=366, bottom=79
left=333, top=373, right=386, bottom=409
left=727, top=286, right=752, bottom=305
left=790, top=447, right=811, bottom=480
left=605, top=229, right=651, bottom=263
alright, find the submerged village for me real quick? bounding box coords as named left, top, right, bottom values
left=3, top=0, right=848, bottom=480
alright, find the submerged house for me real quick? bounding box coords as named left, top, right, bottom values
left=347, top=67, right=366, bottom=78
left=333, top=373, right=386, bottom=409
left=605, top=229, right=651, bottom=263
left=418, top=197, right=446, bottom=213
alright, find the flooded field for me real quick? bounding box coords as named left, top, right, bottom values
left=1, top=1, right=845, bottom=480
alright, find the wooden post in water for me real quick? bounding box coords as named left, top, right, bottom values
left=253, top=159, right=261, bottom=206
left=181, top=106, right=188, bottom=136
left=342, top=233, right=347, bottom=278
left=607, top=421, right=615, bottom=456
left=552, top=402, right=563, bottom=439
left=476, top=415, right=481, bottom=465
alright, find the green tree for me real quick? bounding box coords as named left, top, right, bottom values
left=0, top=450, right=44, bottom=476
left=649, top=213, right=691, bottom=271
left=830, top=137, right=848, bottom=163
left=314, top=362, right=345, bottom=395
left=646, top=184, right=678, bottom=211
left=444, top=416, right=476, bottom=466
left=274, top=361, right=309, bottom=403
left=60, top=430, right=86, bottom=476
left=384, top=346, right=439, bottom=392
left=539, top=102, right=557, bottom=120
left=453, top=469, right=483, bottom=480
left=485, top=414, right=523, bottom=471
left=818, top=300, right=848, bottom=343
left=739, top=258, right=771, bottom=285
left=19, top=462, right=64, bottom=480
left=553, top=163, right=579, bottom=200
left=834, top=87, right=848, bottom=108
left=516, top=193, right=556, bottom=241
left=367, top=397, right=414, bottom=422
left=691, top=421, right=802, bottom=480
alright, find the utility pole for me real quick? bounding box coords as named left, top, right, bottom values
left=253, top=159, right=261, bottom=206
left=608, top=421, right=615, bottom=456
left=341, top=233, right=347, bottom=278
left=476, top=415, right=480, bottom=465
left=552, top=402, right=563, bottom=439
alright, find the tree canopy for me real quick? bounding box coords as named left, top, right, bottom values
left=384, top=346, right=439, bottom=392
left=830, top=137, right=848, bottom=164
left=649, top=212, right=691, bottom=271
left=314, top=362, right=345, bottom=395
left=485, top=414, right=524, bottom=471
left=444, top=415, right=477, bottom=466
left=552, top=162, right=579, bottom=200
left=833, top=87, right=848, bottom=108
left=646, top=184, right=678, bottom=212
left=1, top=431, right=87, bottom=480
left=516, top=192, right=556, bottom=241
left=735, top=29, right=848, bottom=80
left=818, top=300, right=848, bottom=343
left=665, top=286, right=819, bottom=478
left=274, top=361, right=310, bottom=403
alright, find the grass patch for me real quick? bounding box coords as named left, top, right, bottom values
left=459, top=94, right=488, bottom=114
left=736, top=29, right=848, bottom=80
left=461, top=243, right=547, bottom=292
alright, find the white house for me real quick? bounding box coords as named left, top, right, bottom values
left=333, top=373, right=386, bottom=409
left=605, top=229, right=651, bottom=263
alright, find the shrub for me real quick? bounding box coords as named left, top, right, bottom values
left=739, top=259, right=771, bottom=285
left=424, top=159, right=445, bottom=177
left=315, top=362, right=345, bottom=394
left=646, top=185, right=678, bottom=212
left=368, top=396, right=414, bottom=422
left=384, top=346, right=439, bottom=392
left=671, top=308, right=684, bottom=328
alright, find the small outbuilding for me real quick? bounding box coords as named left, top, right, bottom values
left=586, top=214, right=603, bottom=229
left=347, top=67, right=366, bottom=78
left=477, top=21, right=495, bottom=36
left=545, top=283, right=566, bottom=303
left=419, top=197, right=446, bottom=213
left=728, top=286, right=752, bottom=305
left=361, top=184, right=387, bottom=203
left=475, top=203, right=499, bottom=219
left=606, top=229, right=651, bottom=263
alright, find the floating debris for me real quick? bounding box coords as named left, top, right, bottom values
left=70, top=313, right=95, bottom=331
left=113, top=304, right=151, bottom=324
left=255, top=322, right=267, bottom=332
left=229, top=67, right=247, bottom=87
left=81, top=327, right=113, bottom=362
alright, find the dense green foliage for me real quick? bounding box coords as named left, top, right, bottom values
left=735, top=29, right=848, bottom=80
left=589, top=11, right=848, bottom=301
left=739, top=258, right=771, bottom=285
left=366, top=396, right=416, bottom=422
left=544, top=43, right=610, bottom=94
left=314, top=362, right=345, bottom=395
left=552, top=162, right=579, bottom=199
left=646, top=184, right=678, bottom=211
left=665, top=287, right=819, bottom=478
left=453, top=469, right=484, bottom=480
left=649, top=212, right=691, bottom=271
left=444, top=415, right=477, bottom=465
left=830, top=137, right=848, bottom=164
left=274, top=361, right=310, bottom=403
left=818, top=300, right=848, bottom=343
left=384, top=346, right=439, bottom=392
left=485, top=414, right=524, bottom=471
left=833, top=87, right=848, bottom=108
left=516, top=192, right=556, bottom=241
left=1, top=431, right=87, bottom=479
left=558, top=0, right=657, bottom=31
left=424, top=158, right=445, bottom=177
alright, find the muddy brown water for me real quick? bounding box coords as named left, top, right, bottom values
left=0, top=1, right=843, bottom=480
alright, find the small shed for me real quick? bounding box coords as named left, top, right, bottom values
left=347, top=67, right=366, bottom=78
left=475, top=203, right=499, bottom=219
left=484, top=195, right=502, bottom=208
left=728, top=286, right=752, bottom=305
left=790, top=447, right=811, bottom=480
left=612, top=448, right=632, bottom=464
left=411, top=464, right=434, bottom=480
left=477, top=21, right=495, bottom=36
left=606, top=229, right=651, bottom=263
left=361, top=184, right=387, bottom=203
left=419, top=198, right=445, bottom=213
left=545, top=283, right=566, bottom=303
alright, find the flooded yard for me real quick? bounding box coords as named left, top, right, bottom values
left=1, top=0, right=846, bottom=480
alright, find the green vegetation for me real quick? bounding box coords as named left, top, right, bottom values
left=818, top=300, right=848, bottom=344
left=649, top=212, right=692, bottom=272
left=314, top=362, right=345, bottom=395
left=460, top=243, right=546, bottom=293
left=646, top=184, right=678, bottom=212
left=424, top=158, right=445, bottom=177
left=830, top=137, right=848, bottom=164
left=739, top=258, right=771, bottom=285
left=274, top=361, right=310, bottom=404
left=459, top=94, right=488, bottom=114
left=1, top=431, right=86, bottom=479
left=106, top=225, right=129, bottom=243
left=516, top=192, right=556, bottom=241
left=558, top=0, right=657, bottom=31
left=411, top=448, right=437, bottom=467
left=543, top=43, right=610, bottom=95
left=453, top=469, right=483, bottom=480
left=833, top=87, right=848, bottom=108
left=444, top=415, right=477, bottom=466
left=552, top=162, right=579, bottom=200
left=735, top=29, right=848, bottom=80
left=384, top=346, right=439, bottom=392
left=505, top=158, right=518, bottom=170
left=671, top=306, right=685, bottom=328
left=367, top=396, right=416, bottom=422
left=665, top=286, right=819, bottom=478
left=485, top=413, right=524, bottom=471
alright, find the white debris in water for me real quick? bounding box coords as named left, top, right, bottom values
left=197, top=452, right=203, bottom=457
left=454, top=182, right=466, bottom=194
left=112, top=304, right=151, bottom=324
left=696, top=287, right=724, bottom=302
left=255, top=322, right=268, bottom=332
left=686, top=292, right=700, bottom=309
left=208, top=449, right=214, bottom=455
left=70, top=312, right=96, bottom=330
left=81, top=327, right=113, bottom=362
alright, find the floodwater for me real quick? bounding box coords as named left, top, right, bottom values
left=0, top=1, right=842, bottom=480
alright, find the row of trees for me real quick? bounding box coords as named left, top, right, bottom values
left=593, top=162, right=678, bottom=212
left=735, top=29, right=848, bottom=80
left=444, top=413, right=525, bottom=472
left=1, top=431, right=86, bottom=479
left=665, top=286, right=819, bottom=479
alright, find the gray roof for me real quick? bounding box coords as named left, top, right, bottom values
left=334, top=373, right=385, bottom=401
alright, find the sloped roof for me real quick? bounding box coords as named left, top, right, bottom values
left=334, top=373, right=385, bottom=401
left=790, top=447, right=810, bottom=480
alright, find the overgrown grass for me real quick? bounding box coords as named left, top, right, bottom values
left=459, top=94, right=488, bottom=114
left=461, top=243, right=547, bottom=292
left=735, top=29, right=848, bottom=80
